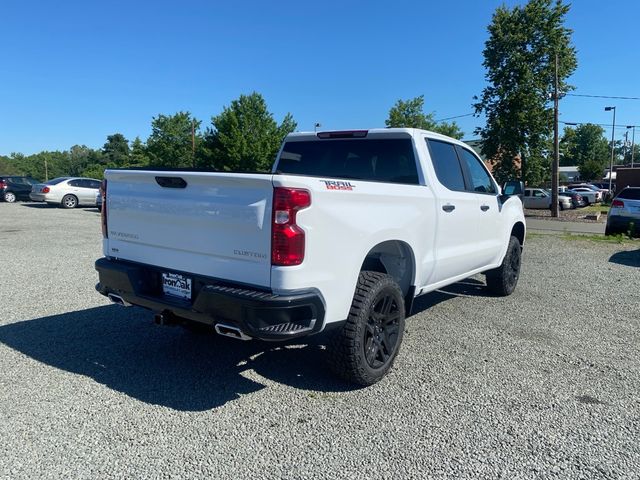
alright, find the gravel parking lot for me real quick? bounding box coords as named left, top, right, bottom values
left=1, top=202, right=639, bottom=479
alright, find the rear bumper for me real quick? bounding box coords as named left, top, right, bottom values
left=95, top=257, right=326, bottom=341
left=29, top=193, right=46, bottom=202
left=606, top=215, right=639, bottom=235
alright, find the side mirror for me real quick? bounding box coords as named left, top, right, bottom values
left=499, top=180, right=524, bottom=205
left=502, top=180, right=524, bottom=196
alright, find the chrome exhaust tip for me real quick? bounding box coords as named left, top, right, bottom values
left=107, top=293, right=131, bottom=307
left=214, top=324, right=252, bottom=341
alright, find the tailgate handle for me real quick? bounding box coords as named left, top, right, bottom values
left=155, top=176, right=187, bottom=188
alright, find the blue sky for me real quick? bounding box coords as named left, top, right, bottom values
left=1, top=0, right=638, bottom=155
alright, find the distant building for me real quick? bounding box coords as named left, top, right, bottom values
left=558, top=166, right=580, bottom=182
left=463, top=139, right=521, bottom=175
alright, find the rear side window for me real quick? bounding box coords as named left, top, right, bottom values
left=617, top=188, right=640, bottom=200
left=426, top=139, right=465, bottom=191
left=277, top=138, right=419, bottom=185
left=457, top=148, right=496, bottom=194
left=68, top=179, right=81, bottom=187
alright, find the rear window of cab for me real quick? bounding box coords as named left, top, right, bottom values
left=276, top=138, right=419, bottom=185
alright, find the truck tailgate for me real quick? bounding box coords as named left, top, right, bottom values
left=104, top=170, right=274, bottom=288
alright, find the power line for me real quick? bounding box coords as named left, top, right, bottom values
left=566, top=93, right=640, bottom=100
left=434, top=113, right=475, bottom=122
left=560, top=120, right=639, bottom=129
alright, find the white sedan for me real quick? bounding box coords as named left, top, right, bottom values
left=29, top=177, right=102, bottom=209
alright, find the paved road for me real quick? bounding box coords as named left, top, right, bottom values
left=526, top=217, right=605, bottom=234
left=0, top=203, right=639, bottom=479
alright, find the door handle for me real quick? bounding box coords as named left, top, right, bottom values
left=442, top=204, right=455, bottom=213
left=481, top=205, right=490, bottom=211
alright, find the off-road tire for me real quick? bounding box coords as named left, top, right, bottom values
left=61, top=194, right=78, bottom=209
left=327, top=271, right=405, bottom=386
left=486, top=235, right=521, bottom=296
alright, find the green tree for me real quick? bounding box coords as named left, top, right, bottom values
left=129, top=136, right=150, bottom=167
left=560, top=123, right=609, bottom=180
left=385, top=95, right=463, bottom=139
left=204, top=92, right=296, bottom=172
left=0, top=154, right=21, bottom=175
left=474, top=0, right=577, bottom=185
left=102, top=133, right=130, bottom=167
left=146, top=112, right=202, bottom=168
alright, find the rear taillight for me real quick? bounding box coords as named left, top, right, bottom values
left=612, top=199, right=624, bottom=208
left=0, top=180, right=6, bottom=189
left=101, top=180, right=108, bottom=238
left=271, top=187, right=311, bottom=266
left=42, top=186, right=50, bottom=193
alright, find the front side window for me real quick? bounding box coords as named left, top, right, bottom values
left=457, top=148, right=496, bottom=194
left=426, top=139, right=465, bottom=191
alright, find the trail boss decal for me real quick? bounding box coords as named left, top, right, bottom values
left=321, top=180, right=355, bottom=191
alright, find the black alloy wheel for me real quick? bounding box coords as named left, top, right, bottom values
left=363, top=290, right=402, bottom=369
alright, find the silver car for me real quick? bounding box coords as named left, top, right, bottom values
left=606, top=187, right=640, bottom=236
left=523, top=188, right=572, bottom=210
left=30, top=177, right=102, bottom=209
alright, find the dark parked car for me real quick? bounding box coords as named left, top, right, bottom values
left=0, top=176, right=41, bottom=203
left=558, top=189, right=586, bottom=208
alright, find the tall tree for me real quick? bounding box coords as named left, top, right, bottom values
left=474, top=0, right=577, bottom=185
left=204, top=92, right=296, bottom=172
left=560, top=123, right=609, bottom=180
left=385, top=95, right=463, bottom=139
left=102, top=133, right=130, bottom=167
left=129, top=136, right=150, bottom=167
left=146, top=112, right=202, bottom=168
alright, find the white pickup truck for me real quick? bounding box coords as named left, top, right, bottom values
left=96, top=128, right=526, bottom=385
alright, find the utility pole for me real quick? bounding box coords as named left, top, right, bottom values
left=624, top=130, right=629, bottom=165
left=551, top=53, right=560, bottom=218
left=44, top=158, right=48, bottom=182
left=605, top=106, right=616, bottom=193
left=192, top=119, right=196, bottom=168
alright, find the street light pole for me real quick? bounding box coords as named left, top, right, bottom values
left=628, top=125, right=636, bottom=168
left=605, top=106, right=616, bottom=193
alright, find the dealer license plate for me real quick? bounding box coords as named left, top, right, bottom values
left=162, top=273, right=192, bottom=300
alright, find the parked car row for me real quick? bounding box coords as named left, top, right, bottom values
left=0, top=175, right=102, bottom=209
left=524, top=183, right=607, bottom=210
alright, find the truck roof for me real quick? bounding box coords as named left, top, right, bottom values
left=285, top=128, right=468, bottom=146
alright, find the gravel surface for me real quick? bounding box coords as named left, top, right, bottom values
left=1, top=202, right=639, bottom=479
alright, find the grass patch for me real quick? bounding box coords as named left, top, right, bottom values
left=580, top=204, right=610, bottom=214
left=559, top=233, right=634, bottom=244
left=526, top=231, right=636, bottom=244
